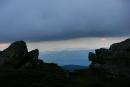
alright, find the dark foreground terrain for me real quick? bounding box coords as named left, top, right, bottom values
left=0, top=39, right=130, bottom=87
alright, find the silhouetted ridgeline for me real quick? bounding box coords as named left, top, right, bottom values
left=0, top=41, right=71, bottom=87
left=0, top=39, right=130, bottom=87
left=89, top=39, right=130, bottom=79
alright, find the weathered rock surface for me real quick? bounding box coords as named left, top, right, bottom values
left=89, top=39, right=130, bottom=79
left=0, top=41, right=40, bottom=69
left=0, top=41, right=68, bottom=87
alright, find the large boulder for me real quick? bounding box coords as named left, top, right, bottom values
left=0, top=41, right=28, bottom=67
left=16, top=49, right=39, bottom=69
left=0, top=41, right=40, bottom=69
left=18, top=49, right=40, bottom=68
left=0, top=41, right=69, bottom=87
left=110, top=39, right=130, bottom=51
left=89, top=39, right=130, bottom=79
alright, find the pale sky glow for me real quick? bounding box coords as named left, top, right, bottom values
left=0, top=37, right=128, bottom=65
left=0, top=37, right=128, bottom=52
left=26, top=37, right=128, bottom=52
left=0, top=43, right=9, bottom=50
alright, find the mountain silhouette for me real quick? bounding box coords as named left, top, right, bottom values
left=0, top=39, right=130, bottom=87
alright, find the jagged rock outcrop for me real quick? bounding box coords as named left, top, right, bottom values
left=0, top=41, right=68, bottom=87
left=89, top=39, right=130, bottom=79
left=0, top=41, right=40, bottom=69
left=0, top=41, right=27, bottom=68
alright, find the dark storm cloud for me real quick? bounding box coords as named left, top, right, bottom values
left=0, top=0, right=129, bottom=42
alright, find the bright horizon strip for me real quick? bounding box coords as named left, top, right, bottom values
left=0, top=43, right=9, bottom=50
left=0, top=37, right=129, bottom=52
left=27, top=37, right=129, bottom=52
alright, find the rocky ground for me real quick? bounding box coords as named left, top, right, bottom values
left=0, top=39, right=130, bottom=87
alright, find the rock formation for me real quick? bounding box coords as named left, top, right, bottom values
left=0, top=41, right=68, bottom=87
left=0, top=41, right=40, bottom=69
left=89, top=39, right=130, bottom=79
left=0, top=39, right=130, bottom=87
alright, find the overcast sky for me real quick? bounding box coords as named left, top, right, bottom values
left=0, top=0, right=129, bottom=65
left=0, top=0, right=129, bottom=42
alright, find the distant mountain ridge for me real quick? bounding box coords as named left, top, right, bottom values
left=61, top=65, right=87, bottom=72
left=0, top=39, right=130, bottom=86
left=40, top=49, right=93, bottom=66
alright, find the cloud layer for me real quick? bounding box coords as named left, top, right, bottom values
left=0, top=0, right=129, bottom=42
